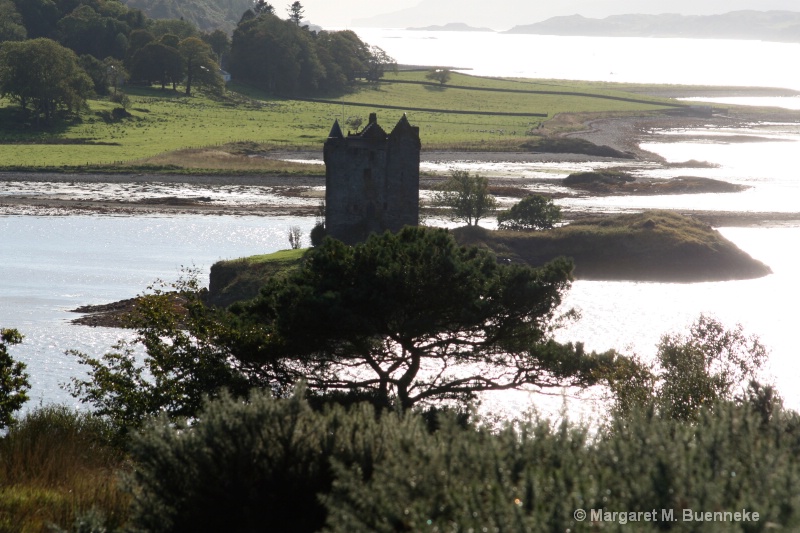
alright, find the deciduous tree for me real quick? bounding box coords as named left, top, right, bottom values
left=425, top=67, right=451, bottom=85
left=129, top=41, right=182, bottom=90
left=0, top=0, right=26, bottom=43
left=434, top=170, right=497, bottom=226
left=179, top=36, right=223, bottom=95
left=0, top=37, right=93, bottom=123
left=609, top=314, right=769, bottom=420
left=201, top=29, right=230, bottom=65
left=497, top=194, right=562, bottom=231
left=365, top=45, right=395, bottom=81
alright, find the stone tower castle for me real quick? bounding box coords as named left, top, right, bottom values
left=323, top=113, right=421, bottom=244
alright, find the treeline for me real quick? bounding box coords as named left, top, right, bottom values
left=229, top=11, right=393, bottom=95
left=0, top=0, right=391, bottom=124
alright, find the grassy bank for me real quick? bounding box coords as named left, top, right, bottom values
left=452, top=211, right=772, bottom=282
left=0, top=72, right=681, bottom=171
left=207, top=248, right=306, bottom=307
left=200, top=212, right=771, bottom=310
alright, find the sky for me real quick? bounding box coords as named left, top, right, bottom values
left=297, top=0, right=800, bottom=31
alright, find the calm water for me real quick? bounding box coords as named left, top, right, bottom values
left=0, top=216, right=315, bottom=407
left=4, top=33, right=800, bottom=414
left=353, top=29, right=800, bottom=90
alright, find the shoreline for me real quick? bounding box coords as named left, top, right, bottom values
left=3, top=107, right=800, bottom=227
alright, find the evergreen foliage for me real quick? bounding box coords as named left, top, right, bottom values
left=497, top=194, right=562, bottom=231
left=287, top=1, right=304, bottom=26
left=241, top=226, right=619, bottom=410
left=127, top=387, right=412, bottom=533
left=126, top=388, right=800, bottom=533
left=70, top=229, right=624, bottom=423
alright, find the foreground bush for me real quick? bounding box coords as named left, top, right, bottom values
left=127, top=389, right=419, bottom=532
left=128, top=390, right=800, bottom=532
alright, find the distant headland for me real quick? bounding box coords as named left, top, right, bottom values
left=407, top=22, right=495, bottom=32
left=505, top=11, right=800, bottom=43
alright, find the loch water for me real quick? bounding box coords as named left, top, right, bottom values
left=3, top=31, right=800, bottom=413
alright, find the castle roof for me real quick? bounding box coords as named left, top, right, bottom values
left=389, top=114, right=421, bottom=146
left=328, top=119, right=344, bottom=139
left=356, top=112, right=387, bottom=142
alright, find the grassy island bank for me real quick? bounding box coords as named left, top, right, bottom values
left=453, top=211, right=771, bottom=282
left=201, top=211, right=770, bottom=312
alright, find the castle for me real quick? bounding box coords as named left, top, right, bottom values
left=323, top=113, right=421, bottom=244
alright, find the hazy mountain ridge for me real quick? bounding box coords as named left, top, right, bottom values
left=121, top=0, right=252, bottom=32
left=406, top=23, right=495, bottom=32
left=353, top=0, right=800, bottom=30
left=506, top=10, right=800, bottom=42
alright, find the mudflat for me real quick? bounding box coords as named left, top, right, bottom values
left=2, top=106, right=799, bottom=226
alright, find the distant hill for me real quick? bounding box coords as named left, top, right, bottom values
left=353, top=0, right=800, bottom=31
left=506, top=10, right=800, bottom=42
left=406, top=23, right=495, bottom=32
left=121, top=0, right=252, bottom=32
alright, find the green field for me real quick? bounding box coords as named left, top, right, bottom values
left=0, top=71, right=681, bottom=170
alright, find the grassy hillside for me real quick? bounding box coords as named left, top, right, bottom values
left=0, top=71, right=681, bottom=171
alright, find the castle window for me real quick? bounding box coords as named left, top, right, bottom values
left=363, top=168, right=371, bottom=181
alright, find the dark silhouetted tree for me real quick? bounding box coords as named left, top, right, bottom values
left=240, top=227, right=617, bottom=410
left=287, top=1, right=303, bottom=25
left=0, top=328, right=30, bottom=429
left=254, top=0, right=274, bottom=15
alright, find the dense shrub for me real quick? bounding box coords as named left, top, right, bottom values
left=127, top=388, right=419, bottom=533
left=127, top=389, right=800, bottom=532
left=497, top=194, right=562, bottom=231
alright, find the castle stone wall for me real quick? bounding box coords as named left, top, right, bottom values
left=324, top=114, right=420, bottom=244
